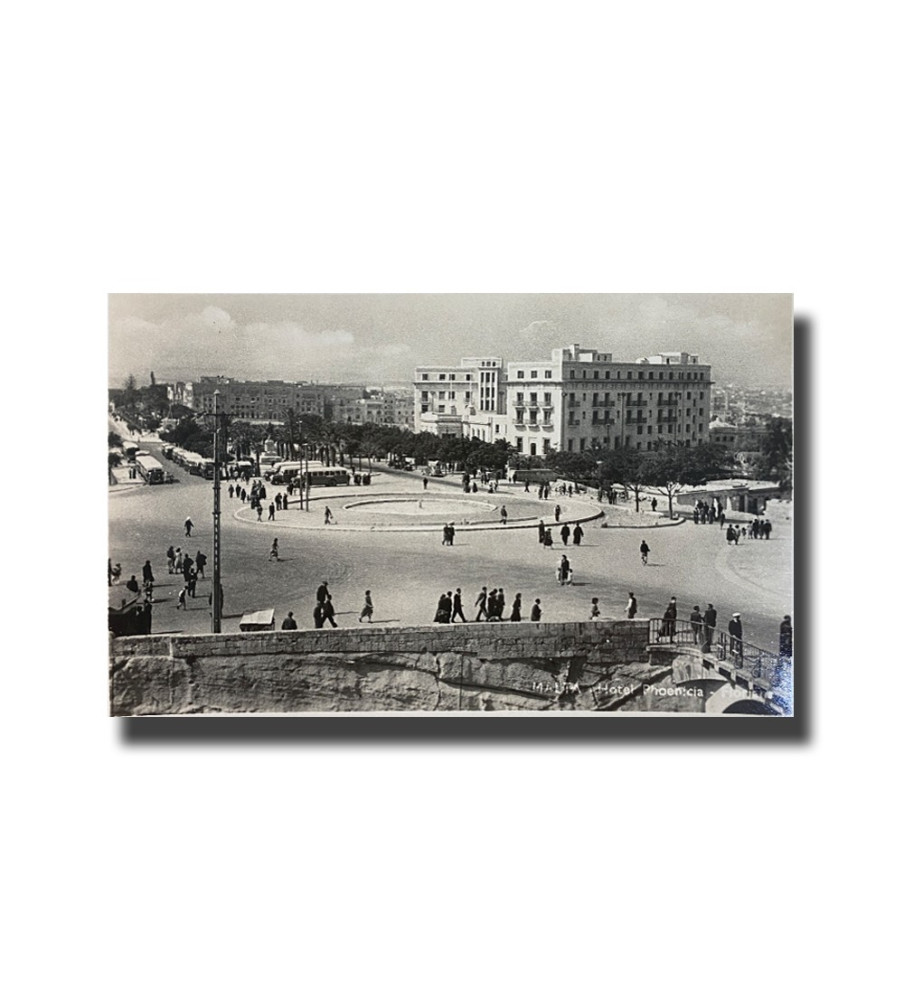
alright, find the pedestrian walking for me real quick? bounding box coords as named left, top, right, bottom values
left=269, top=538, right=280, bottom=561
left=322, top=597, right=339, bottom=628
left=177, top=585, right=187, bottom=610
left=690, top=605, right=703, bottom=644
left=317, top=581, right=331, bottom=604
left=195, top=551, right=207, bottom=578
left=509, top=593, right=522, bottom=622
left=573, top=524, right=584, bottom=546
left=538, top=520, right=546, bottom=544
left=359, top=590, right=374, bottom=623
left=660, top=597, right=678, bottom=641
left=554, top=504, right=561, bottom=522
left=256, top=503, right=263, bottom=522
left=558, top=554, right=571, bottom=585
left=590, top=597, right=600, bottom=619
left=313, top=602, right=325, bottom=629
left=228, top=484, right=235, bottom=499
left=625, top=592, right=637, bottom=619
left=281, top=611, right=298, bottom=629
left=560, top=523, right=570, bottom=545
left=451, top=588, right=467, bottom=622
left=126, top=574, right=140, bottom=596
left=268, top=502, right=276, bottom=521
left=447, top=523, right=455, bottom=545
left=434, top=593, right=450, bottom=624
left=166, top=545, right=175, bottom=574
left=175, top=548, right=183, bottom=574
left=779, top=615, right=793, bottom=659
left=184, top=517, right=193, bottom=537
left=423, top=477, right=428, bottom=490
left=530, top=598, right=542, bottom=622
left=187, top=569, right=198, bottom=598
left=474, top=586, right=488, bottom=621
left=703, top=603, right=717, bottom=652
left=729, top=613, right=743, bottom=660
left=640, top=539, right=650, bottom=565
left=495, top=589, right=507, bottom=621
left=500, top=506, right=508, bottom=525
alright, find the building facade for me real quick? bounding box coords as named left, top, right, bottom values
left=414, top=357, right=507, bottom=441
left=504, top=345, right=712, bottom=457
left=177, top=377, right=326, bottom=421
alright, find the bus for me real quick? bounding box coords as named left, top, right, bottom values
left=305, top=466, right=351, bottom=488
left=136, top=453, right=165, bottom=484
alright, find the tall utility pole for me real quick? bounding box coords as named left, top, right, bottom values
left=212, top=391, right=223, bottom=633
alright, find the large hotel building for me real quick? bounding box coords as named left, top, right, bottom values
left=415, top=344, right=712, bottom=457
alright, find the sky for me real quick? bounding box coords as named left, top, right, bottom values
left=108, top=293, right=793, bottom=391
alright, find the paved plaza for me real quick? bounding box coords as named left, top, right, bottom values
left=108, top=441, right=793, bottom=653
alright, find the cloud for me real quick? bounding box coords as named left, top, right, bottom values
left=518, top=320, right=559, bottom=337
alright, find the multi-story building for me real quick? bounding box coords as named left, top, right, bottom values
left=180, top=377, right=326, bottom=421
left=504, top=345, right=712, bottom=457
left=414, top=357, right=507, bottom=442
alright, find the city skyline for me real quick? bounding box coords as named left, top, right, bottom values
left=109, top=293, right=793, bottom=392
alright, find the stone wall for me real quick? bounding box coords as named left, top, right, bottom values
left=110, top=620, right=779, bottom=715
left=110, top=619, right=672, bottom=715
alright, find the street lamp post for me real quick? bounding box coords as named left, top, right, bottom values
left=211, top=391, right=223, bottom=633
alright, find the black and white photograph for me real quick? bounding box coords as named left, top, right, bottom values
left=108, top=293, right=793, bottom=716
left=9, top=3, right=899, bottom=998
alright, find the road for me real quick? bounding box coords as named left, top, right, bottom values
left=108, top=443, right=793, bottom=652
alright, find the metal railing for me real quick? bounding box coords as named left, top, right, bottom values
left=648, top=617, right=787, bottom=691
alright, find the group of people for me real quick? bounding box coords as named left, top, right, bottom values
left=537, top=519, right=584, bottom=548
left=280, top=583, right=375, bottom=630
left=692, top=500, right=724, bottom=525
left=431, top=586, right=544, bottom=623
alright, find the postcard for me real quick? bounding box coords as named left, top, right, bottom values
left=108, top=293, right=793, bottom=716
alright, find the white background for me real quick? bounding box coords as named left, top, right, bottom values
left=5, top=3, right=899, bottom=998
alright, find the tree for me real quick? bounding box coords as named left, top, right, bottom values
left=752, top=417, right=793, bottom=488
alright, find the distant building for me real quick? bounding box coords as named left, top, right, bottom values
left=414, top=357, right=507, bottom=442
left=505, top=345, right=713, bottom=457
left=178, top=377, right=325, bottom=421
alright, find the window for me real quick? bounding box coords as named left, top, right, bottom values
left=515, top=408, right=525, bottom=423
left=530, top=392, right=538, bottom=403
left=530, top=370, right=537, bottom=378
left=594, top=370, right=599, bottom=379
left=449, top=391, right=456, bottom=399
left=605, top=371, right=610, bottom=379
left=543, top=439, right=551, bottom=454
left=529, top=409, right=538, bottom=423
left=439, top=373, right=446, bottom=380
left=421, top=391, right=429, bottom=401
left=517, top=370, right=524, bottom=378
left=465, top=374, right=472, bottom=381
left=544, top=392, right=552, bottom=404
left=421, top=404, right=429, bottom=413
left=530, top=443, right=537, bottom=456
left=516, top=392, right=524, bottom=403
left=545, top=370, right=552, bottom=378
